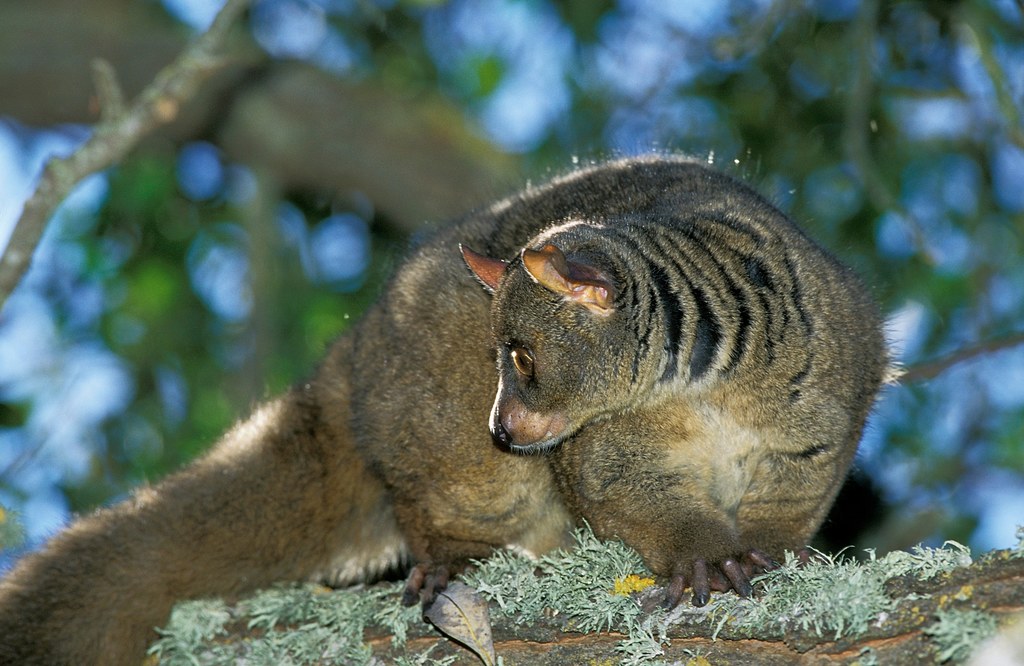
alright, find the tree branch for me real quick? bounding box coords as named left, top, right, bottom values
left=152, top=549, right=1024, bottom=664
left=90, top=58, right=126, bottom=123
left=0, top=0, right=251, bottom=312
left=900, top=331, right=1024, bottom=383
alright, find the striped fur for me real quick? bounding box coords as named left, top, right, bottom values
left=473, top=156, right=888, bottom=581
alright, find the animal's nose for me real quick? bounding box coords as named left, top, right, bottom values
left=491, top=421, right=512, bottom=447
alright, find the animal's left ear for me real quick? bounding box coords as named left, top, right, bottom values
left=460, top=244, right=508, bottom=293
left=521, top=244, right=615, bottom=315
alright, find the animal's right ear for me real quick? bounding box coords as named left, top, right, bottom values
left=460, top=245, right=507, bottom=293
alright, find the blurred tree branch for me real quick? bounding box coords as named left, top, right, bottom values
left=0, top=0, right=519, bottom=269
left=959, top=6, right=1024, bottom=151
left=841, top=0, right=937, bottom=264
left=0, top=0, right=252, bottom=312
left=901, top=332, right=1024, bottom=383
left=216, top=63, right=519, bottom=230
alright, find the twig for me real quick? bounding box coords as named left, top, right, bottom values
left=0, top=0, right=252, bottom=313
left=90, top=58, right=125, bottom=122
left=958, top=16, right=1024, bottom=151
left=841, top=0, right=937, bottom=263
left=900, top=331, right=1024, bottom=383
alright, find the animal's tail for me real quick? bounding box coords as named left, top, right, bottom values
left=0, top=334, right=404, bottom=666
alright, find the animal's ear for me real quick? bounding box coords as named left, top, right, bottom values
left=460, top=244, right=507, bottom=293
left=521, top=244, right=615, bottom=315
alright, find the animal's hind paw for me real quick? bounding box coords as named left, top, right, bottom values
left=663, top=548, right=780, bottom=608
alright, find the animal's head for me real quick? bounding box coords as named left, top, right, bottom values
left=461, top=239, right=647, bottom=453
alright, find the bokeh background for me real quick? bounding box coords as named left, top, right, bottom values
left=1, top=0, right=1022, bottom=567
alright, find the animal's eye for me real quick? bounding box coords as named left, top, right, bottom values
left=510, top=346, right=535, bottom=378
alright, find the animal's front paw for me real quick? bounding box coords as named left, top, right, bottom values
left=401, top=562, right=459, bottom=609
left=664, top=549, right=779, bottom=608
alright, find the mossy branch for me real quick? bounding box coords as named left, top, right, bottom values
left=150, top=529, right=1024, bottom=665
left=0, top=0, right=251, bottom=312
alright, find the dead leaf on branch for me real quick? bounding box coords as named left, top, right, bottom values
left=424, top=582, right=496, bottom=666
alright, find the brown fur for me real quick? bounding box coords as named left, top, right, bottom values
left=0, top=156, right=886, bottom=663
left=0, top=340, right=405, bottom=664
